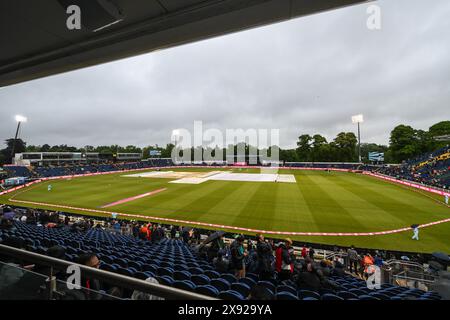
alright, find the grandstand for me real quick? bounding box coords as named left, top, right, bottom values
left=1, top=147, right=449, bottom=301
left=0, top=211, right=446, bottom=300
left=375, top=145, right=450, bottom=189
left=1, top=0, right=448, bottom=306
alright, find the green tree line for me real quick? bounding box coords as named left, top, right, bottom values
left=1, top=121, right=448, bottom=165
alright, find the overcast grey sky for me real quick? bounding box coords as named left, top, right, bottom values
left=1, top=0, right=449, bottom=149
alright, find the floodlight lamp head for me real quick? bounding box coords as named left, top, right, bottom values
left=15, top=115, right=27, bottom=123
left=351, top=114, right=364, bottom=124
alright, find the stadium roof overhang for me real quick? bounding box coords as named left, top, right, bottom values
left=0, top=0, right=371, bottom=87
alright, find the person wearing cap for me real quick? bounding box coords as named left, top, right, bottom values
left=275, top=238, right=294, bottom=281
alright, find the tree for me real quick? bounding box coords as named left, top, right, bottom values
left=1, top=138, right=26, bottom=164
left=333, top=132, right=358, bottom=162
left=310, top=135, right=328, bottom=162
left=389, top=125, right=419, bottom=163
left=429, top=121, right=450, bottom=137
left=41, top=144, right=51, bottom=152
left=296, top=134, right=312, bottom=161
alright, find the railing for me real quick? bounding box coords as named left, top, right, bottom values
left=383, top=259, right=438, bottom=290
left=0, top=244, right=215, bottom=300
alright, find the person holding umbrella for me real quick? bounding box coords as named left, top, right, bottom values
left=203, top=231, right=226, bottom=261
left=411, top=224, right=420, bottom=241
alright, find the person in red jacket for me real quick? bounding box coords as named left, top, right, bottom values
left=275, top=238, right=294, bottom=281
left=301, top=245, right=308, bottom=259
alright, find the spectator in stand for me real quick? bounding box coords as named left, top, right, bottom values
left=332, top=257, right=346, bottom=277
left=275, top=238, right=294, bottom=281
left=132, top=223, right=140, bottom=238
left=374, top=253, right=383, bottom=267
left=139, top=224, right=149, bottom=240
left=296, top=262, right=322, bottom=292
left=213, top=250, right=230, bottom=273
left=347, top=245, right=359, bottom=275
left=308, top=246, right=315, bottom=260
left=20, top=213, right=27, bottom=223
left=113, top=220, right=121, bottom=234
left=193, top=228, right=201, bottom=243
left=255, top=233, right=274, bottom=280
left=248, top=284, right=275, bottom=300
left=301, top=245, right=308, bottom=259
left=363, top=253, right=375, bottom=280
left=170, top=225, right=177, bottom=239
left=319, top=260, right=331, bottom=277
left=2, top=207, right=15, bottom=220
left=230, top=235, right=247, bottom=279
left=76, top=253, right=102, bottom=300
left=207, top=233, right=225, bottom=262
left=181, top=228, right=192, bottom=243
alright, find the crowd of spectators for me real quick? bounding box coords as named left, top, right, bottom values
left=0, top=205, right=435, bottom=300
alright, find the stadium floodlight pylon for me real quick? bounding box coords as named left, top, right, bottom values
left=11, top=115, right=28, bottom=164
left=352, top=114, right=364, bottom=163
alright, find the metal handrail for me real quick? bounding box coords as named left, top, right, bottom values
left=384, top=259, right=425, bottom=270
left=0, top=244, right=215, bottom=300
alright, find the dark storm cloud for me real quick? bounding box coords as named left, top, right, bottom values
left=1, top=0, right=449, bottom=149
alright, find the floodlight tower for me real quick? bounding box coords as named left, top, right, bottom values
left=11, top=115, right=27, bottom=164
left=351, top=114, right=364, bottom=163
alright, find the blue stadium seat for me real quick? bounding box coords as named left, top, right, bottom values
left=220, top=273, right=237, bottom=284
left=231, top=282, right=251, bottom=298
left=348, top=288, right=366, bottom=296
left=337, top=291, right=358, bottom=300
left=173, top=264, right=187, bottom=271
left=210, top=278, right=231, bottom=292
left=276, top=285, right=297, bottom=296
left=205, top=270, right=220, bottom=279
left=188, top=267, right=204, bottom=275
left=358, top=295, right=380, bottom=300
left=257, top=281, right=275, bottom=293
left=156, top=267, right=174, bottom=277
left=173, top=280, right=196, bottom=292
left=246, top=273, right=259, bottom=282
left=117, top=267, right=134, bottom=277
left=321, top=293, right=344, bottom=300
left=298, top=290, right=321, bottom=300
left=128, top=261, right=142, bottom=271
left=302, top=297, right=319, bottom=301
left=368, top=292, right=390, bottom=300
left=100, top=263, right=117, bottom=273
left=196, top=285, right=219, bottom=297
left=276, top=291, right=299, bottom=300
left=142, top=264, right=158, bottom=273
left=174, top=270, right=192, bottom=281
left=218, top=290, right=244, bottom=300
left=191, top=274, right=210, bottom=286
left=156, top=276, right=174, bottom=286
left=239, top=277, right=256, bottom=288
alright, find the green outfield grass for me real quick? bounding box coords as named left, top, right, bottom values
left=1, top=168, right=449, bottom=253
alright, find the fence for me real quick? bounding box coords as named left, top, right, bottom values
left=0, top=244, right=215, bottom=300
